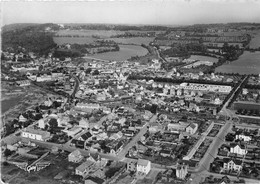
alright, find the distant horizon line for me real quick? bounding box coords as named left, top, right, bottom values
left=3, top=21, right=260, bottom=27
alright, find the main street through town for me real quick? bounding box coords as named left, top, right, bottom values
left=188, top=76, right=251, bottom=183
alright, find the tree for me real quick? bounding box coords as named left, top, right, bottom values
left=105, top=167, right=120, bottom=178
left=39, top=65, right=43, bottom=71
left=92, top=69, right=99, bottom=75
left=85, top=68, right=92, bottom=74
left=4, top=149, right=14, bottom=157
left=1, top=53, right=6, bottom=60
left=48, top=118, right=58, bottom=128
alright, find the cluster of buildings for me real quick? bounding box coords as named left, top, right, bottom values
left=131, top=81, right=228, bottom=116
left=211, top=126, right=260, bottom=179
left=68, top=150, right=108, bottom=179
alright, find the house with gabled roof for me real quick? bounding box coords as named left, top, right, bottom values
left=87, top=153, right=100, bottom=163
left=230, top=143, right=247, bottom=155
left=219, top=176, right=231, bottom=184
left=185, top=123, right=198, bottom=135
left=79, top=118, right=89, bottom=129
left=78, top=132, right=92, bottom=142
left=87, top=153, right=107, bottom=167
left=176, top=163, right=188, bottom=179
left=222, top=158, right=243, bottom=172
left=107, top=140, right=124, bottom=155
left=160, top=149, right=172, bottom=157
left=68, top=149, right=83, bottom=163
left=137, top=159, right=151, bottom=175
left=75, top=160, right=95, bottom=177
left=235, top=131, right=252, bottom=142
left=21, top=127, right=51, bottom=141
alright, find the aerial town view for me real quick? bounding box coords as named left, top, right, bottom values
left=1, top=0, right=260, bottom=184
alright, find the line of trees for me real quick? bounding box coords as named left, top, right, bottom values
left=227, top=76, right=249, bottom=108
left=222, top=42, right=244, bottom=61
left=128, top=74, right=235, bottom=86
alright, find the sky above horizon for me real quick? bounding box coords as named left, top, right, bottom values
left=1, top=0, right=260, bottom=26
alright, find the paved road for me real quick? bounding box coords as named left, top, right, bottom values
left=220, top=76, right=247, bottom=119
left=154, top=47, right=167, bottom=63
left=181, top=122, right=215, bottom=161
left=189, top=76, right=249, bottom=183
left=193, top=120, right=233, bottom=173
left=117, top=115, right=157, bottom=160
left=189, top=170, right=260, bottom=184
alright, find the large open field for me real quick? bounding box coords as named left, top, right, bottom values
left=53, top=37, right=97, bottom=45
left=54, top=30, right=155, bottom=45
left=90, top=44, right=148, bottom=61
left=248, top=31, right=260, bottom=49
left=1, top=151, right=81, bottom=184
left=53, top=36, right=155, bottom=46
left=104, top=37, right=155, bottom=45
left=189, top=55, right=218, bottom=63
left=215, top=51, right=260, bottom=75
left=55, top=29, right=125, bottom=38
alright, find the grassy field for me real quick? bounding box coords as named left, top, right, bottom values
left=189, top=55, right=218, bottom=63
left=53, top=37, right=97, bottom=45
left=215, top=51, right=260, bottom=75
left=90, top=44, right=148, bottom=61
left=248, top=31, right=260, bottom=49
left=104, top=37, right=155, bottom=45
left=53, top=36, right=155, bottom=46
left=55, top=30, right=125, bottom=38
left=2, top=152, right=82, bottom=184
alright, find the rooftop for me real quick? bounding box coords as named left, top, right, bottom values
left=137, top=158, right=150, bottom=167
left=76, top=160, right=94, bottom=172
left=23, top=127, right=51, bottom=138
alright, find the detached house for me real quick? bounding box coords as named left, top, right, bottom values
left=176, top=163, right=188, bottom=180
left=123, top=130, right=135, bottom=137
left=185, top=123, right=198, bottom=135
left=223, top=158, right=243, bottom=172
left=78, top=132, right=92, bottom=142
left=230, top=143, right=247, bottom=155
left=87, top=153, right=107, bottom=167
left=127, top=161, right=137, bottom=172
left=235, top=132, right=252, bottom=142
left=137, top=159, right=151, bottom=175
left=107, top=140, right=124, bottom=155
left=68, top=150, right=83, bottom=163
left=79, top=118, right=89, bottom=129
left=160, top=149, right=172, bottom=157
left=21, top=127, right=51, bottom=141
left=75, top=160, right=95, bottom=177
